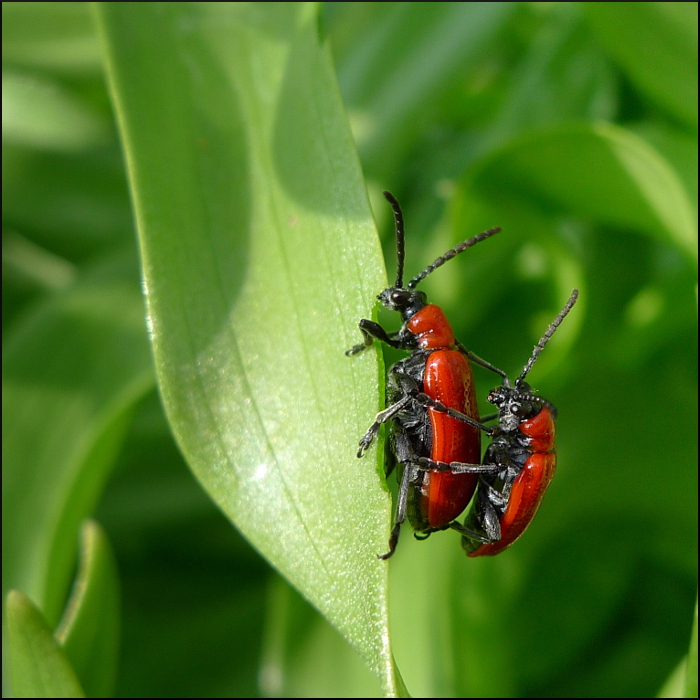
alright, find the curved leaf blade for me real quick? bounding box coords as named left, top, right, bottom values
left=467, top=123, right=697, bottom=262
left=5, top=590, right=85, bottom=698
left=95, top=3, right=398, bottom=690
left=55, top=519, right=120, bottom=699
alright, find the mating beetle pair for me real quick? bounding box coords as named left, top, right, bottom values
left=348, top=192, right=578, bottom=559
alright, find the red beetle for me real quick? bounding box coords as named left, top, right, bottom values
left=347, top=192, right=501, bottom=558
left=455, top=290, right=579, bottom=556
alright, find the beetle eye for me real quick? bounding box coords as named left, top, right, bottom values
left=511, top=402, right=530, bottom=417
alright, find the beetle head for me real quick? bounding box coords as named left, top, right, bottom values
left=488, top=382, right=543, bottom=431
left=377, top=287, right=427, bottom=321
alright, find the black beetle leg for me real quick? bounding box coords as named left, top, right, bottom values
left=483, top=481, right=507, bottom=509
left=416, top=457, right=501, bottom=474
left=392, top=369, right=493, bottom=434
left=379, top=461, right=414, bottom=560
left=411, top=391, right=493, bottom=435
left=459, top=481, right=502, bottom=550
left=357, top=394, right=412, bottom=457
left=455, top=342, right=509, bottom=382
left=346, top=320, right=402, bottom=356
left=378, top=425, right=419, bottom=560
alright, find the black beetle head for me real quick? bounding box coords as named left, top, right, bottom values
left=488, top=382, right=542, bottom=431
left=378, top=287, right=427, bottom=321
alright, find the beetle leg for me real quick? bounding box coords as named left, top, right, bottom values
left=478, top=483, right=503, bottom=541
left=346, top=320, right=401, bottom=356
left=379, top=426, right=421, bottom=560
left=391, top=369, right=492, bottom=433
left=411, top=391, right=493, bottom=435
left=357, top=394, right=412, bottom=457
left=455, top=342, right=509, bottom=382
left=483, top=481, right=508, bottom=509
left=379, top=462, right=413, bottom=560
left=457, top=485, right=502, bottom=550
left=416, top=456, right=501, bottom=474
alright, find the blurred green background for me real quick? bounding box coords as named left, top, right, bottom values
left=3, top=2, right=697, bottom=698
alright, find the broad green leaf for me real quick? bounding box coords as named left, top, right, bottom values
left=4, top=2, right=694, bottom=697
left=583, top=2, right=698, bottom=128
left=54, top=519, right=120, bottom=699
left=5, top=589, right=85, bottom=698
left=95, top=3, right=400, bottom=692
left=2, top=253, right=153, bottom=627
left=465, top=123, right=697, bottom=262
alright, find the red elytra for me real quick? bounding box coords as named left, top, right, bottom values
left=467, top=406, right=556, bottom=557
left=423, top=349, right=481, bottom=529
left=406, top=304, right=482, bottom=528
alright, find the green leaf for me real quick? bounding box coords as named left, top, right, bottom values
left=54, top=519, right=120, bottom=699
left=583, top=2, right=698, bottom=128
left=466, top=123, right=697, bottom=262
left=94, top=3, right=400, bottom=692
left=5, top=589, right=85, bottom=698
left=2, top=253, right=153, bottom=627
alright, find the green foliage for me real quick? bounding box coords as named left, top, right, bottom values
left=54, top=520, right=120, bottom=698
left=2, top=2, right=696, bottom=697
left=6, top=590, right=85, bottom=698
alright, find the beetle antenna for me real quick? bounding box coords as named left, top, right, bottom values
left=407, top=227, right=501, bottom=289
left=518, top=289, right=579, bottom=382
left=383, top=191, right=406, bottom=288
